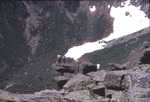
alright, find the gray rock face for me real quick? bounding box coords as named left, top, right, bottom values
left=64, top=73, right=91, bottom=91
left=131, top=70, right=150, bottom=88
left=0, top=1, right=150, bottom=102
left=104, top=71, right=129, bottom=90
left=107, top=63, right=127, bottom=71
left=79, top=61, right=97, bottom=74
left=0, top=89, right=81, bottom=102
left=0, top=0, right=114, bottom=92
left=87, top=70, right=106, bottom=82
left=92, top=83, right=106, bottom=97
left=64, top=90, right=96, bottom=102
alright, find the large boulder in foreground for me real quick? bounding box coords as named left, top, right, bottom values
left=104, top=70, right=130, bottom=90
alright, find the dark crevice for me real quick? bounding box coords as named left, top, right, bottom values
left=56, top=69, right=74, bottom=73
left=83, top=65, right=97, bottom=74
left=57, top=80, right=68, bottom=89
left=140, top=51, right=150, bottom=64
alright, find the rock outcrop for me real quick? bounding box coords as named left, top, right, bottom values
left=0, top=0, right=150, bottom=101
left=0, top=89, right=81, bottom=102
left=1, top=41, right=150, bottom=102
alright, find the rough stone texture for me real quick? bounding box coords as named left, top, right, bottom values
left=54, top=76, right=70, bottom=89
left=0, top=89, right=81, bottom=102
left=107, top=63, right=127, bottom=71
left=52, top=63, right=76, bottom=74
left=64, top=74, right=91, bottom=91
left=0, top=0, right=113, bottom=92
left=92, top=83, right=106, bottom=97
left=131, top=70, right=150, bottom=88
left=106, top=90, right=124, bottom=102
left=64, top=90, right=96, bottom=102
left=104, top=71, right=129, bottom=90
left=0, top=0, right=149, bottom=93
left=133, top=64, right=150, bottom=73
left=79, top=61, right=97, bottom=74
left=87, top=70, right=106, bottom=82
left=0, top=1, right=150, bottom=102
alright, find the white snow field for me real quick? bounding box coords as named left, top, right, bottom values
left=65, top=0, right=150, bottom=61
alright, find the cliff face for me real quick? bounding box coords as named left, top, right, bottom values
left=0, top=0, right=113, bottom=93
left=0, top=41, right=150, bottom=102
left=0, top=0, right=149, bottom=93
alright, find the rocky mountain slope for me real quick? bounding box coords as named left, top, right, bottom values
left=87, top=27, right=150, bottom=66
left=0, top=41, right=150, bottom=102
left=0, top=0, right=149, bottom=97
left=0, top=0, right=114, bottom=92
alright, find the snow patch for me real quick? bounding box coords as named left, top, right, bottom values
left=65, top=0, right=150, bottom=61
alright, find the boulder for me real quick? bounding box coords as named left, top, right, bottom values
left=106, top=90, right=124, bottom=102
left=126, top=87, right=150, bottom=102
left=131, top=70, right=150, bottom=88
left=54, top=73, right=75, bottom=89
left=63, top=73, right=91, bottom=91
left=51, top=63, right=76, bottom=74
left=87, top=70, right=106, bottom=82
left=64, top=90, right=96, bottom=102
left=92, top=83, right=106, bottom=96
left=104, top=71, right=130, bottom=90
left=107, top=63, right=127, bottom=71
left=54, top=76, right=70, bottom=89
left=123, top=70, right=150, bottom=102
left=79, top=61, right=97, bottom=74
left=132, top=64, right=150, bottom=73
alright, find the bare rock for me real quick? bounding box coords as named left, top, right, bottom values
left=127, top=41, right=150, bottom=68
left=87, top=70, right=106, bottom=82
left=92, top=83, right=106, bottom=97
left=108, top=63, right=127, bottom=71
left=64, top=90, right=97, bottom=102
left=131, top=70, right=150, bottom=88
left=133, top=64, right=150, bottom=73
left=104, top=71, right=130, bottom=90
left=54, top=76, right=70, bottom=89
left=106, top=90, right=124, bottom=102
left=0, top=89, right=81, bottom=102
left=52, top=63, right=76, bottom=74
left=54, top=73, right=75, bottom=89
left=63, top=73, right=91, bottom=91
left=126, top=87, right=150, bottom=102
left=79, top=61, right=97, bottom=74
